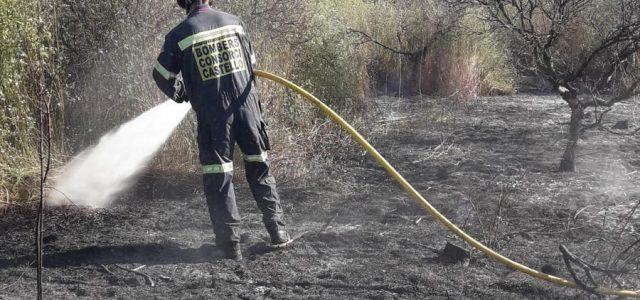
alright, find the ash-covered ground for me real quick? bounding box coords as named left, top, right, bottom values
left=1, top=95, right=639, bottom=299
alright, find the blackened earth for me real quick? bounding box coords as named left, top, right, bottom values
left=1, top=95, right=639, bottom=299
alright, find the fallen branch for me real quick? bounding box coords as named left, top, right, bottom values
left=132, top=265, right=147, bottom=272
left=113, top=264, right=155, bottom=287
left=560, top=245, right=626, bottom=294
left=96, top=264, right=116, bottom=277
left=573, top=206, right=591, bottom=220
left=613, top=238, right=640, bottom=268
left=386, top=214, right=414, bottom=223
left=611, top=198, right=640, bottom=267
left=559, top=245, right=599, bottom=294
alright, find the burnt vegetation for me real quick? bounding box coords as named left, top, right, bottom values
left=0, top=0, right=639, bottom=298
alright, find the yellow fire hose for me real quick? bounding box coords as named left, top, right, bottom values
left=254, top=69, right=640, bottom=297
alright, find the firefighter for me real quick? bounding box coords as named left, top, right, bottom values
left=152, top=0, right=289, bottom=260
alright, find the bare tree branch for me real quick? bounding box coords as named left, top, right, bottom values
left=455, top=0, right=640, bottom=171
left=347, top=29, right=416, bottom=57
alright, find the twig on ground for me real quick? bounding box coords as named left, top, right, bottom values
left=560, top=245, right=626, bottom=293
left=376, top=115, right=420, bottom=124
left=608, top=198, right=640, bottom=267
left=132, top=265, right=147, bottom=272
left=1, top=261, right=35, bottom=291
left=559, top=245, right=600, bottom=294
left=385, top=214, right=414, bottom=223
left=613, top=238, right=640, bottom=268
left=412, top=139, right=455, bottom=163
left=114, top=264, right=155, bottom=287
left=96, top=264, right=116, bottom=277
left=157, top=275, right=173, bottom=282
left=573, top=206, right=591, bottom=220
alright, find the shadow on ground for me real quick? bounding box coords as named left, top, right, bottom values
left=0, top=243, right=220, bottom=268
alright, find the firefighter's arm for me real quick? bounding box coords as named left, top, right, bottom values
left=240, top=21, right=257, bottom=67
left=152, top=33, right=188, bottom=103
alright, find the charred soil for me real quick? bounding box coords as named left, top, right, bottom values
left=1, top=95, right=639, bottom=299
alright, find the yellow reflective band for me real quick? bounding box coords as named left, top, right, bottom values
left=154, top=61, right=176, bottom=80
left=245, top=152, right=268, bottom=163
left=178, top=25, right=245, bottom=51
left=202, top=162, right=234, bottom=174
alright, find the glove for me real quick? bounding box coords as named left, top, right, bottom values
left=174, top=80, right=189, bottom=103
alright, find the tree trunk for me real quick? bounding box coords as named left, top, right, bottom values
left=559, top=105, right=584, bottom=172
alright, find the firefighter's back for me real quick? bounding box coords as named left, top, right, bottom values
left=168, top=6, right=256, bottom=111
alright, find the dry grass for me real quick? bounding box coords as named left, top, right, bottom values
left=3, top=0, right=623, bottom=208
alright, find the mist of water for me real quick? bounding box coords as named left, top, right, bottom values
left=48, top=100, right=191, bottom=208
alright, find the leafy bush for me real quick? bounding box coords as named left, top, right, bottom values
left=0, top=0, right=61, bottom=207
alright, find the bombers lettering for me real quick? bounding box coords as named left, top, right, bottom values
left=194, top=37, right=241, bottom=56
left=193, top=35, right=247, bottom=80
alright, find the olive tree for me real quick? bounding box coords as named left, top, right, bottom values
left=456, top=0, right=640, bottom=171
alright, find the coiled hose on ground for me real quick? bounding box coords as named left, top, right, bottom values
left=254, top=69, right=640, bottom=298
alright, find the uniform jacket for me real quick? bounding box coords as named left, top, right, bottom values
left=152, top=4, right=258, bottom=112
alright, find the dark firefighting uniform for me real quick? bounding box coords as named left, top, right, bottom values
left=152, top=4, right=285, bottom=247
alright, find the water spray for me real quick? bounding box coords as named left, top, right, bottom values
left=48, top=100, right=190, bottom=208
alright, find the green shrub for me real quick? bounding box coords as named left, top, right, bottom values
left=0, top=0, right=61, bottom=206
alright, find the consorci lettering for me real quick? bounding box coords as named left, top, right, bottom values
left=193, top=35, right=247, bottom=80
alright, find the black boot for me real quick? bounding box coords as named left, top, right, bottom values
left=269, top=230, right=291, bottom=247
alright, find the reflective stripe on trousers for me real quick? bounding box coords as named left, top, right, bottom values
left=245, top=152, right=268, bottom=163
left=203, top=162, right=234, bottom=174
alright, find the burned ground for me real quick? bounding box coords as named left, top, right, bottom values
left=1, top=95, right=639, bottom=299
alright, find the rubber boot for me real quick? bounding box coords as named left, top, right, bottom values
left=269, top=230, right=291, bottom=247
left=220, top=242, right=242, bottom=261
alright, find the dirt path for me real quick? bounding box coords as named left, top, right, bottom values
left=1, top=95, right=639, bottom=299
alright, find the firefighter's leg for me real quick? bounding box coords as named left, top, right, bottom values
left=235, top=106, right=287, bottom=244
left=244, top=152, right=288, bottom=243
left=196, top=113, right=241, bottom=254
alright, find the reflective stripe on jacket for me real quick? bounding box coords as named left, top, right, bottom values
left=152, top=5, right=257, bottom=110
